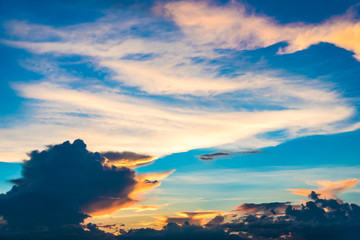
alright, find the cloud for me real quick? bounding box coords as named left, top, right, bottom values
left=233, top=202, right=290, bottom=215
left=160, top=1, right=360, bottom=60
left=0, top=139, right=135, bottom=230
left=220, top=192, right=360, bottom=239
left=2, top=174, right=360, bottom=240
left=0, top=1, right=359, bottom=163
left=101, top=151, right=156, bottom=168
left=119, top=222, right=237, bottom=240
left=197, top=149, right=264, bottom=161
left=120, top=204, right=169, bottom=212
left=0, top=139, right=171, bottom=232
left=205, top=214, right=225, bottom=227
left=155, top=210, right=223, bottom=226
left=83, top=169, right=175, bottom=217
left=288, top=178, right=359, bottom=199
left=127, top=170, right=175, bottom=206
left=1, top=81, right=355, bottom=163
left=95, top=193, right=360, bottom=240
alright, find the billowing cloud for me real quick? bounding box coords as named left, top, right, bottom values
left=0, top=139, right=171, bottom=231
left=288, top=178, right=359, bottom=199
left=160, top=1, right=360, bottom=60
left=2, top=175, right=360, bottom=240
left=103, top=193, right=360, bottom=240
left=219, top=192, right=360, bottom=239
left=0, top=139, right=135, bottom=229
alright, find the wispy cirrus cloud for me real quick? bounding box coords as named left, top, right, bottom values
left=160, top=1, right=360, bottom=60
left=197, top=149, right=264, bottom=161
left=288, top=178, right=359, bottom=199
left=0, top=1, right=359, bottom=162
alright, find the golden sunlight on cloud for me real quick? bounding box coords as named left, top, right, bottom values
left=86, top=170, right=174, bottom=217
left=121, top=204, right=170, bottom=212
left=103, top=156, right=157, bottom=168
left=160, top=1, right=360, bottom=60
left=287, top=178, right=359, bottom=199
left=129, top=170, right=175, bottom=203
left=1, top=81, right=355, bottom=162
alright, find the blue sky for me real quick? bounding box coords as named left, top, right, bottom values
left=1, top=0, right=360, bottom=230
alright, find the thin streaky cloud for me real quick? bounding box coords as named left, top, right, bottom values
left=160, top=1, right=360, bottom=60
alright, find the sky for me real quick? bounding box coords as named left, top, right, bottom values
left=1, top=0, right=360, bottom=239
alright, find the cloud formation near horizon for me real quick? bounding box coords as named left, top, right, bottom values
left=221, top=191, right=360, bottom=239
left=77, top=192, right=360, bottom=240
left=156, top=211, right=222, bottom=226
left=233, top=202, right=290, bottom=215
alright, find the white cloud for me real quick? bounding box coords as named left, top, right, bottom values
left=0, top=2, right=359, bottom=162
left=160, top=1, right=360, bottom=60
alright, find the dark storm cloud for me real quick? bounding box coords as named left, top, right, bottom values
left=118, top=222, right=240, bottom=240
left=0, top=139, right=137, bottom=231
left=197, top=150, right=264, bottom=161
left=223, top=191, right=360, bottom=239
left=205, top=215, right=225, bottom=226
left=115, top=191, right=360, bottom=240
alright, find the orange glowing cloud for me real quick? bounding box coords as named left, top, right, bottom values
left=104, top=156, right=157, bottom=168
left=130, top=170, right=175, bottom=199
left=101, top=151, right=157, bottom=168
left=159, top=1, right=360, bottom=61
left=121, top=203, right=169, bottom=212
left=287, top=178, right=359, bottom=199
left=86, top=170, right=175, bottom=217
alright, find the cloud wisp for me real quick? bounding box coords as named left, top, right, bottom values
left=197, top=149, right=264, bottom=161
left=101, top=151, right=156, bottom=168
left=160, top=1, right=360, bottom=60
left=288, top=178, right=359, bottom=199
left=0, top=0, right=359, bottom=163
